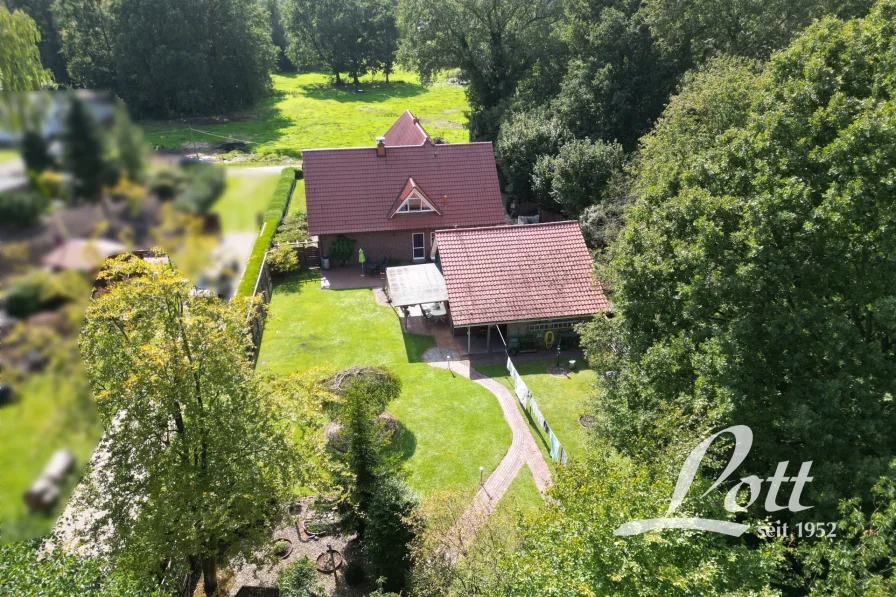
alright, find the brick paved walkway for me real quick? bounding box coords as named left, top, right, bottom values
left=422, top=344, right=552, bottom=544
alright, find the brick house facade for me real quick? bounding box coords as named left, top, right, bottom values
left=319, top=229, right=442, bottom=266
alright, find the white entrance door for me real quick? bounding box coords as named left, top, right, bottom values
left=412, top=232, right=425, bottom=260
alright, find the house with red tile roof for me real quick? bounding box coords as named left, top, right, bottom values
left=303, top=112, right=506, bottom=265
left=383, top=110, right=431, bottom=147
left=434, top=221, right=609, bottom=353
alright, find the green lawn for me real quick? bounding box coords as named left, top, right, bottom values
left=142, top=71, right=469, bottom=162
left=0, top=366, right=102, bottom=541
left=476, top=360, right=596, bottom=462
left=213, top=169, right=283, bottom=233
left=256, top=273, right=510, bottom=498
left=494, top=465, right=543, bottom=519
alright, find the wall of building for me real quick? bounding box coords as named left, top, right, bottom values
left=319, top=229, right=440, bottom=265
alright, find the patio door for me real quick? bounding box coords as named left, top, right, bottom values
left=412, top=232, right=425, bottom=260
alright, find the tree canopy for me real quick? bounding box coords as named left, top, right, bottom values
left=398, top=0, right=560, bottom=140
left=0, top=6, right=53, bottom=92
left=78, top=255, right=327, bottom=595
left=582, top=0, right=896, bottom=516
left=284, top=0, right=397, bottom=85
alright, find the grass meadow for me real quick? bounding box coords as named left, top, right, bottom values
left=142, top=71, right=469, bottom=162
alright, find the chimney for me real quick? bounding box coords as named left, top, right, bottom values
left=376, top=136, right=386, bottom=157
left=413, top=116, right=420, bottom=125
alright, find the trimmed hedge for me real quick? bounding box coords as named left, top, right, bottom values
left=236, top=167, right=299, bottom=296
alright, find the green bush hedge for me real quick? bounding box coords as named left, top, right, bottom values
left=0, top=190, right=49, bottom=227
left=236, top=167, right=298, bottom=296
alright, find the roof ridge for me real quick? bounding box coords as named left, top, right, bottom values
left=434, top=220, right=580, bottom=234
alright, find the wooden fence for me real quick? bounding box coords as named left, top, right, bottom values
left=273, top=240, right=320, bottom=268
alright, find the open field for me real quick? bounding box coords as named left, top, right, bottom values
left=142, top=71, right=469, bottom=162
left=477, top=360, right=596, bottom=462
left=256, top=272, right=510, bottom=497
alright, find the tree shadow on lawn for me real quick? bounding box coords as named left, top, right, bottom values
left=300, top=80, right=427, bottom=104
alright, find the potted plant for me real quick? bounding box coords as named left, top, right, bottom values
left=329, top=235, right=355, bottom=267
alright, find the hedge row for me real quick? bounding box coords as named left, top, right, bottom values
left=236, top=167, right=300, bottom=297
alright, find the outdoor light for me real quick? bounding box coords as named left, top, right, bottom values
left=479, top=466, right=485, bottom=485
left=556, top=343, right=562, bottom=366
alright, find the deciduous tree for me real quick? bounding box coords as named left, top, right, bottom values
left=582, top=0, right=896, bottom=516
left=397, top=0, right=560, bottom=140
left=53, top=0, right=117, bottom=90
left=78, top=255, right=327, bottom=595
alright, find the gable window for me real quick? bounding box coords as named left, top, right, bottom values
left=412, top=233, right=425, bottom=260
left=397, top=193, right=435, bottom=213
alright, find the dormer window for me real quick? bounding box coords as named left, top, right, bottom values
left=397, top=192, right=435, bottom=213
left=389, top=177, right=442, bottom=218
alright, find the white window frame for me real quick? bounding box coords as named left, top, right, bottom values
left=412, top=232, right=426, bottom=260
left=528, top=320, right=579, bottom=332
left=396, top=190, right=436, bottom=214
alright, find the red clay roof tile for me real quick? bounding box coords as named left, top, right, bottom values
left=435, top=222, right=609, bottom=326
left=303, top=142, right=505, bottom=236
left=383, top=110, right=430, bottom=146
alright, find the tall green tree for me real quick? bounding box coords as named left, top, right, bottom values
left=481, top=458, right=782, bottom=597
left=397, top=0, right=560, bottom=140
left=0, top=6, right=53, bottom=95
left=642, top=0, right=874, bottom=72
left=78, top=255, right=326, bottom=596
left=326, top=367, right=402, bottom=534
left=267, top=0, right=295, bottom=72
left=61, top=94, right=104, bottom=202
left=284, top=0, right=396, bottom=85
left=5, top=0, right=68, bottom=84
left=53, top=0, right=117, bottom=90
left=532, top=138, right=625, bottom=217
left=115, top=0, right=276, bottom=117
left=581, top=0, right=896, bottom=516
left=494, top=109, right=573, bottom=205
left=550, top=0, right=677, bottom=151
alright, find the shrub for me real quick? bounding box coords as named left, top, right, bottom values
left=267, top=244, right=300, bottom=275
left=173, top=164, right=226, bottom=213
left=280, top=557, right=321, bottom=597
left=21, top=130, right=53, bottom=173
left=147, top=169, right=183, bottom=200
left=0, top=190, right=49, bottom=227
left=275, top=213, right=309, bottom=243
left=3, top=271, right=79, bottom=318
left=329, top=235, right=355, bottom=266
left=35, top=170, right=66, bottom=199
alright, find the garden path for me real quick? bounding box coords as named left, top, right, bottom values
left=420, top=330, right=552, bottom=544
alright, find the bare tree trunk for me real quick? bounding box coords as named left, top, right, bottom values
left=335, top=72, right=342, bottom=85
left=202, top=554, right=218, bottom=596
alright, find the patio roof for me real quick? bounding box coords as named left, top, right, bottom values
left=386, top=263, right=448, bottom=307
